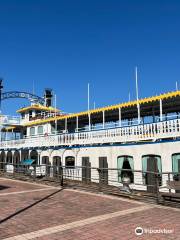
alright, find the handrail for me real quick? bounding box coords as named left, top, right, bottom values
left=0, top=118, right=180, bottom=149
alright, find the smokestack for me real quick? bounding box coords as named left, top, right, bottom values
left=44, top=88, right=53, bottom=107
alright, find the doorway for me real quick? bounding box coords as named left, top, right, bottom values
left=142, top=155, right=162, bottom=193
left=99, top=157, right=108, bottom=184
left=82, top=157, right=91, bottom=183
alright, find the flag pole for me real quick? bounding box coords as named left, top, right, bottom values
left=135, top=67, right=140, bottom=124
left=55, top=93, right=57, bottom=134
left=176, top=81, right=178, bottom=91
left=88, top=83, right=90, bottom=111
left=88, top=83, right=91, bottom=130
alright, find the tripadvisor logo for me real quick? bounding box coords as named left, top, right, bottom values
left=135, top=227, right=143, bottom=236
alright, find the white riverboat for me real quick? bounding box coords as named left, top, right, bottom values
left=0, top=86, right=180, bottom=193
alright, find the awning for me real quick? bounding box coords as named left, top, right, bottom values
left=20, top=159, right=35, bottom=165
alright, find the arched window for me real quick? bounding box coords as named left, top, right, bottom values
left=117, top=156, right=134, bottom=183
left=142, top=155, right=162, bottom=175
left=53, top=156, right=61, bottom=166
left=142, top=155, right=162, bottom=192
left=0, top=151, right=6, bottom=170
left=53, top=156, right=62, bottom=176
left=172, top=153, right=180, bottom=172
left=172, top=154, right=180, bottom=180
left=6, top=151, right=13, bottom=163
left=21, top=149, right=29, bottom=161
left=13, top=151, right=20, bottom=165
left=30, top=127, right=35, bottom=136
left=30, top=150, right=38, bottom=165
left=42, top=156, right=50, bottom=165
left=65, top=156, right=75, bottom=168
left=38, top=126, right=43, bottom=135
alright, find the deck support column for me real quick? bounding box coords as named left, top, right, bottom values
left=11, top=129, right=14, bottom=140
left=55, top=119, right=57, bottom=134
left=119, top=108, right=121, bottom=127
left=65, top=118, right=67, bottom=133
left=160, top=99, right=163, bottom=121
left=137, top=103, right=141, bottom=124
left=102, top=110, right=105, bottom=129
left=37, top=150, right=42, bottom=165
left=76, top=116, right=79, bottom=132
left=88, top=113, right=91, bottom=131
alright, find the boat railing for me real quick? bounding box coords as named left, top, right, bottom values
left=0, top=115, right=21, bottom=125
left=1, top=163, right=180, bottom=204
left=1, top=118, right=180, bottom=149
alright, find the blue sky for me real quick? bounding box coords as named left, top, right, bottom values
left=0, top=0, right=180, bottom=115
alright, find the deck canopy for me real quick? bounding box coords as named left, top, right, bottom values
left=17, top=104, right=60, bottom=113
left=23, top=90, right=180, bottom=128
left=1, top=125, right=23, bottom=133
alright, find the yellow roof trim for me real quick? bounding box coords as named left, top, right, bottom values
left=17, top=104, right=60, bottom=113
left=23, top=90, right=180, bottom=127
left=4, top=126, right=16, bottom=131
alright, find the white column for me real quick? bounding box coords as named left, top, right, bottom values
left=19, top=150, right=22, bottom=162
left=76, top=116, right=79, bottom=132
left=5, top=151, right=7, bottom=163
left=11, top=129, right=14, bottom=140
left=55, top=119, right=57, bottom=134
left=119, top=108, right=121, bottom=127
left=65, top=118, right=67, bottom=132
left=11, top=150, right=15, bottom=164
left=5, top=130, right=7, bottom=141
left=137, top=103, right=141, bottom=124
left=160, top=99, right=163, bottom=121
left=37, top=150, right=42, bottom=165
left=88, top=113, right=91, bottom=131
left=102, top=111, right=105, bottom=129
left=54, top=94, right=57, bottom=134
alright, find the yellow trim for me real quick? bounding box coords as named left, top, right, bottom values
left=23, top=90, right=180, bottom=127
left=4, top=126, right=16, bottom=131
left=17, top=104, right=60, bottom=113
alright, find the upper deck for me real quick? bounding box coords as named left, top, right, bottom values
left=1, top=90, right=180, bottom=149
left=0, top=117, right=180, bottom=150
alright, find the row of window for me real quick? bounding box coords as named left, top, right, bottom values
left=118, top=154, right=180, bottom=173
left=30, top=126, right=44, bottom=136
left=40, top=154, right=180, bottom=175
left=2, top=152, right=180, bottom=174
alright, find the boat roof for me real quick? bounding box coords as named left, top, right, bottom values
left=1, top=125, right=23, bottom=132
left=17, top=104, right=60, bottom=113
left=23, top=90, right=180, bottom=126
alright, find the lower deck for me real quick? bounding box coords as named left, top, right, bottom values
left=1, top=138, right=180, bottom=171
left=1, top=139, right=180, bottom=195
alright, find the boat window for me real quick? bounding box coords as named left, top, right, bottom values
left=142, top=155, right=162, bottom=186
left=172, top=153, right=180, bottom=174
left=29, top=110, right=32, bottom=119
left=117, top=156, right=134, bottom=183
left=38, top=126, right=43, bottom=135
left=53, top=156, right=61, bottom=166
left=65, top=156, right=75, bottom=168
left=30, top=127, right=35, bottom=136
left=142, top=155, right=162, bottom=174
left=30, top=150, right=38, bottom=165
left=42, top=156, right=50, bottom=165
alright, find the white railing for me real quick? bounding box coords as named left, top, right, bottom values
left=0, top=115, right=21, bottom=125
left=1, top=119, right=180, bottom=150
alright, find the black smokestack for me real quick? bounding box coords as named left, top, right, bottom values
left=44, top=88, right=53, bottom=107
